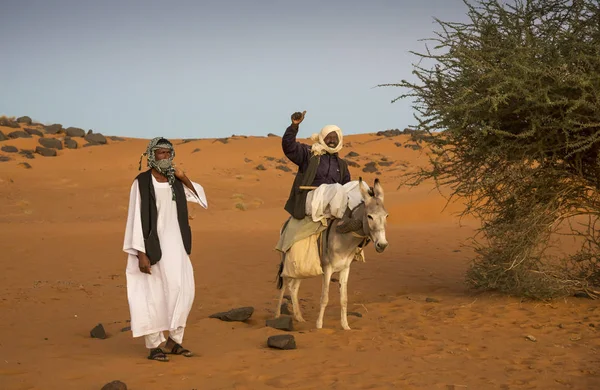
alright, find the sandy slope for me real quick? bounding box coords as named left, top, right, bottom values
left=0, top=125, right=599, bottom=389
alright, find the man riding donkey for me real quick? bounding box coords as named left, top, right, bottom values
left=275, top=110, right=369, bottom=282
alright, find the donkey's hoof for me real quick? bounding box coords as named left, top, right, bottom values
left=342, top=324, right=351, bottom=330
left=316, top=320, right=323, bottom=329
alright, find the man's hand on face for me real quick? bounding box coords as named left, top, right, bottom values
left=291, top=111, right=306, bottom=125
left=173, top=164, right=186, bottom=180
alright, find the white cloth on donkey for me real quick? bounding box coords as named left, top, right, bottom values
left=305, top=180, right=371, bottom=224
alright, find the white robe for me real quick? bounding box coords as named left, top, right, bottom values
left=123, top=175, right=208, bottom=338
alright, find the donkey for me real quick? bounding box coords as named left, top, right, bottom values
left=275, top=177, right=389, bottom=330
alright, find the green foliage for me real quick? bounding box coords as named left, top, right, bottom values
left=381, top=0, right=600, bottom=298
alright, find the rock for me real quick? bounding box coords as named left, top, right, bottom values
left=19, top=149, right=34, bottom=159
left=348, top=311, right=363, bottom=318
left=404, top=143, right=422, bottom=150
left=346, top=160, right=360, bottom=168
left=209, top=306, right=254, bottom=322
left=0, top=130, right=7, bottom=141
left=38, top=138, right=63, bottom=150
left=362, top=162, right=378, bottom=173
left=280, top=302, right=291, bottom=315
left=267, top=334, right=296, bottom=350
left=109, top=136, right=125, bottom=141
left=0, top=117, right=19, bottom=128
left=376, top=129, right=402, bottom=137
left=16, top=116, right=33, bottom=125
left=265, top=156, right=276, bottom=161
left=44, top=124, right=63, bottom=134
left=276, top=165, right=291, bottom=172
left=192, top=148, right=201, bottom=153
left=18, top=162, right=32, bottom=169
left=90, top=323, right=107, bottom=339
left=101, top=380, right=127, bottom=390
left=425, top=297, right=440, bottom=303
left=346, top=151, right=360, bottom=158
left=35, top=146, right=57, bottom=157
left=0, top=155, right=11, bottom=162
left=24, top=128, right=44, bottom=137
left=379, top=161, right=393, bottom=167
left=64, top=139, right=78, bottom=149
left=266, top=316, right=294, bottom=331
left=256, top=164, right=266, bottom=171
left=85, top=133, right=107, bottom=144
left=1, top=145, right=18, bottom=153
left=525, top=335, right=537, bottom=342
left=65, top=127, right=85, bottom=137
left=276, top=158, right=288, bottom=164
left=395, top=142, right=402, bottom=147
left=8, top=131, right=32, bottom=139
left=267, top=133, right=280, bottom=137
left=244, top=158, right=252, bottom=163
left=121, top=326, right=131, bottom=332
left=214, top=138, right=229, bottom=144
left=574, top=291, right=591, bottom=299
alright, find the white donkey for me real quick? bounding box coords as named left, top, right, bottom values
left=275, top=177, right=389, bottom=330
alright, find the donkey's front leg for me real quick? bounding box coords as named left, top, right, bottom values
left=316, top=265, right=334, bottom=329
left=339, top=266, right=351, bottom=330
left=289, top=278, right=305, bottom=322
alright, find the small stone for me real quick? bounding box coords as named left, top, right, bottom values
left=35, top=146, right=57, bottom=157
left=64, top=139, right=78, bottom=149
left=44, top=124, right=63, bottom=134
left=18, top=162, right=32, bottom=169
left=65, top=127, right=85, bottom=137
left=266, top=316, right=294, bottom=331
left=348, top=312, right=363, bottom=318
left=1, top=145, right=18, bottom=153
left=101, top=380, right=127, bottom=390
left=267, top=334, right=296, bottom=350
left=0, top=156, right=11, bottom=162
left=38, top=138, right=63, bottom=150
left=276, top=165, right=291, bottom=172
left=280, top=302, right=291, bottom=315
left=209, top=307, right=254, bottom=322
left=192, top=148, right=201, bottom=153
left=395, top=142, right=402, bottom=147
left=121, top=326, right=131, bottom=332
left=256, top=164, right=266, bottom=171
left=362, top=162, right=378, bottom=173
left=90, top=323, right=107, bottom=339
left=267, top=133, right=280, bottom=138
left=525, top=335, right=537, bottom=342
left=425, top=297, right=440, bottom=303
left=558, top=323, right=564, bottom=329
left=244, top=158, right=252, bottom=163
left=16, top=116, right=32, bottom=125
left=346, top=160, right=360, bottom=168
left=24, top=128, right=44, bottom=137
left=346, top=151, right=360, bottom=158
left=84, top=132, right=107, bottom=144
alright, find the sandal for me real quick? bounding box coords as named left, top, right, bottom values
left=147, top=347, right=169, bottom=362
left=166, top=341, right=193, bottom=357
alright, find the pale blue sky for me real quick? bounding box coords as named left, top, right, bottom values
left=1, top=0, right=467, bottom=139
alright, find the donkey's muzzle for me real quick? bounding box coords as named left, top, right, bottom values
left=375, top=242, right=388, bottom=253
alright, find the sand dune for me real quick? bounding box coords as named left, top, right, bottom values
left=1, top=123, right=599, bottom=389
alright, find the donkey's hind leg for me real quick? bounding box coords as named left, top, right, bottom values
left=288, top=278, right=306, bottom=322
left=275, top=277, right=287, bottom=318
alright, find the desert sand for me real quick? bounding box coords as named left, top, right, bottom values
left=1, top=123, right=599, bottom=390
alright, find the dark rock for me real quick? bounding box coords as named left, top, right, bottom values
left=425, top=297, right=440, bottom=303
left=38, top=138, right=63, bottom=150
left=244, top=158, right=252, bottom=163
left=16, top=116, right=33, bottom=125
left=376, top=129, right=402, bottom=137
left=276, top=158, right=288, bottom=164
left=395, top=142, right=402, bottom=147
left=379, top=161, right=393, bottom=167
left=266, top=316, right=294, bottom=331
left=276, top=165, right=291, bottom=172
left=64, top=139, right=78, bottom=149
left=348, top=311, right=363, bottom=318
left=8, top=131, right=31, bottom=139
left=65, top=127, right=85, bottom=137
left=24, top=128, right=44, bottom=137
left=35, top=146, right=57, bottom=157
left=362, top=162, right=378, bottom=173
left=18, top=162, right=32, bottom=169
left=44, top=124, right=63, bottom=134
left=256, top=164, right=266, bottom=171
left=265, top=156, right=276, bottom=161
left=90, top=323, right=107, bottom=339
left=109, top=136, right=125, bottom=142
left=346, top=151, right=360, bottom=158
left=85, top=133, right=107, bottom=144
left=0, top=155, right=11, bottom=162
left=0, top=117, right=19, bottom=128
left=213, top=138, right=229, bottom=144
left=209, top=306, right=254, bottom=322
left=267, top=334, right=296, bottom=350
left=121, top=326, right=131, bottom=332
left=192, top=148, right=201, bottom=153
left=1, top=145, right=18, bottom=153
left=101, top=380, right=127, bottom=390
left=346, top=160, right=360, bottom=168
left=267, top=133, right=280, bottom=138
left=280, top=302, right=291, bottom=315
left=0, top=130, right=7, bottom=141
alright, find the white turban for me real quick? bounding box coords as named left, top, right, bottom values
left=310, top=125, right=343, bottom=156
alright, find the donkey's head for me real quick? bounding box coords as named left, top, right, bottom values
left=358, top=177, right=389, bottom=253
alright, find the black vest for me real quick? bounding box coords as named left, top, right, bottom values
left=136, top=169, right=192, bottom=265
left=284, top=155, right=349, bottom=220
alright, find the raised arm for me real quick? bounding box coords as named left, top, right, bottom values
left=282, top=111, right=310, bottom=167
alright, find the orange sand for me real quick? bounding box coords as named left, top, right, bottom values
left=0, top=124, right=599, bottom=389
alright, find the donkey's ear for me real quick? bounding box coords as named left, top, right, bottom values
left=373, top=178, right=384, bottom=202
left=358, top=177, right=371, bottom=201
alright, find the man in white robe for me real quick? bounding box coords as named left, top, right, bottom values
left=123, top=137, right=208, bottom=362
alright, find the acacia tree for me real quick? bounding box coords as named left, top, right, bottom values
left=381, top=0, right=600, bottom=298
